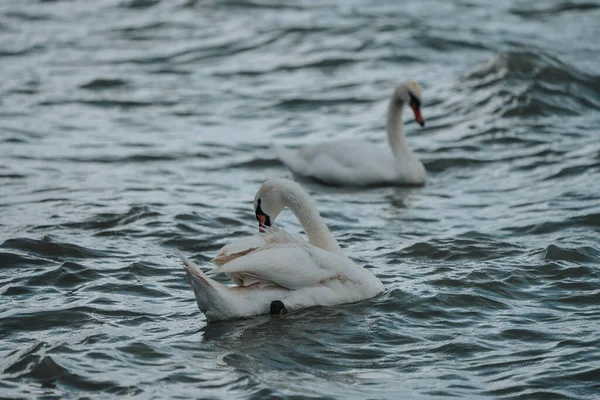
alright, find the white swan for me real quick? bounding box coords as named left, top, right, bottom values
left=181, top=178, right=384, bottom=322
left=272, top=80, right=426, bottom=186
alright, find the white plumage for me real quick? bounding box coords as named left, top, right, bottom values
left=272, top=80, right=426, bottom=186
left=181, top=179, right=384, bottom=322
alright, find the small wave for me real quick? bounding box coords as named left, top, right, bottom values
left=423, top=157, right=486, bottom=173
left=48, top=152, right=210, bottom=164
left=117, top=341, right=170, bottom=360
left=537, top=261, right=599, bottom=281
left=465, top=51, right=595, bottom=87
left=2, top=286, right=34, bottom=296
left=547, top=291, right=600, bottom=308
left=1, top=237, right=108, bottom=259
left=0, top=173, right=27, bottom=179
left=1, top=136, right=29, bottom=144
left=1, top=306, right=149, bottom=336
left=113, top=261, right=171, bottom=279
left=3, top=342, right=51, bottom=379
left=0, top=252, right=48, bottom=269
left=111, top=21, right=180, bottom=35
left=0, top=126, right=44, bottom=140
left=542, top=160, right=600, bottom=180
left=120, top=0, right=160, bottom=9
left=79, top=78, right=128, bottom=90
left=63, top=206, right=160, bottom=231
left=2, top=11, right=51, bottom=21
left=0, top=44, right=45, bottom=58
left=215, top=55, right=363, bottom=77
left=393, top=235, right=522, bottom=261
left=429, top=292, right=509, bottom=310
left=163, top=235, right=223, bottom=256
left=504, top=212, right=600, bottom=235
left=10, top=354, right=71, bottom=386
left=558, top=366, right=600, bottom=383
left=429, top=341, right=492, bottom=358
left=38, top=98, right=177, bottom=109
left=461, top=50, right=600, bottom=118
left=500, top=328, right=556, bottom=343
left=275, top=96, right=372, bottom=110
left=285, top=56, right=361, bottom=70
left=416, top=34, right=490, bottom=52
left=222, top=157, right=282, bottom=170
left=196, top=0, right=306, bottom=10
left=379, top=54, right=424, bottom=64
left=510, top=2, right=600, bottom=18
left=26, top=262, right=102, bottom=288
left=92, top=282, right=170, bottom=298
left=543, top=244, right=600, bottom=264
left=3, top=341, right=140, bottom=393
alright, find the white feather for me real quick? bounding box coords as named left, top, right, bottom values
left=181, top=179, right=384, bottom=322
left=272, top=81, right=426, bottom=187
left=212, top=226, right=302, bottom=266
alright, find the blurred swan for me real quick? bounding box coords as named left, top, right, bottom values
left=272, top=80, right=426, bottom=186
left=180, top=178, right=384, bottom=322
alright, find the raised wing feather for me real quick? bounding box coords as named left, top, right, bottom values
left=215, top=244, right=361, bottom=290
left=213, top=226, right=303, bottom=265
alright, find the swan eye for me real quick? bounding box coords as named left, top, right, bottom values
left=409, top=92, right=421, bottom=107
left=255, top=198, right=264, bottom=217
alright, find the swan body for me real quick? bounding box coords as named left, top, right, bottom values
left=182, top=178, right=384, bottom=322
left=272, top=80, right=426, bottom=187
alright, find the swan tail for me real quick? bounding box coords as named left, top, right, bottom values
left=271, top=143, right=309, bottom=176
left=178, top=251, right=235, bottom=321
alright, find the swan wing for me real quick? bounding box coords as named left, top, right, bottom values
left=212, top=226, right=303, bottom=266
left=215, top=244, right=367, bottom=290
left=274, top=141, right=397, bottom=186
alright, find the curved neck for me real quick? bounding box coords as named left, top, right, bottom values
left=282, top=189, right=344, bottom=256
left=386, top=98, right=411, bottom=158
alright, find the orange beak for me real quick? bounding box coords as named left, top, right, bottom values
left=257, top=214, right=266, bottom=232
left=411, top=103, right=425, bottom=127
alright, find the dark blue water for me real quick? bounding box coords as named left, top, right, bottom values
left=1, top=0, right=599, bottom=398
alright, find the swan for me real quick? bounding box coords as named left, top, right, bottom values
left=181, top=178, right=384, bottom=322
left=272, top=80, right=426, bottom=186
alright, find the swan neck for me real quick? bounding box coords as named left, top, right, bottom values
left=283, top=190, right=344, bottom=255
left=387, top=98, right=411, bottom=158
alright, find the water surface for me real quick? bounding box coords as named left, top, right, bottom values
left=1, top=0, right=599, bottom=398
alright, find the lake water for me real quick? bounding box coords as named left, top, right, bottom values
left=1, top=0, right=599, bottom=398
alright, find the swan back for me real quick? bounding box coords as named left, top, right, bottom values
left=212, top=226, right=301, bottom=265
left=181, top=179, right=385, bottom=321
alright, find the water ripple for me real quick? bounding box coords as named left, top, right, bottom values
left=0, top=0, right=599, bottom=398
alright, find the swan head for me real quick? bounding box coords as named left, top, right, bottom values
left=253, top=178, right=290, bottom=231
left=394, top=80, right=425, bottom=127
